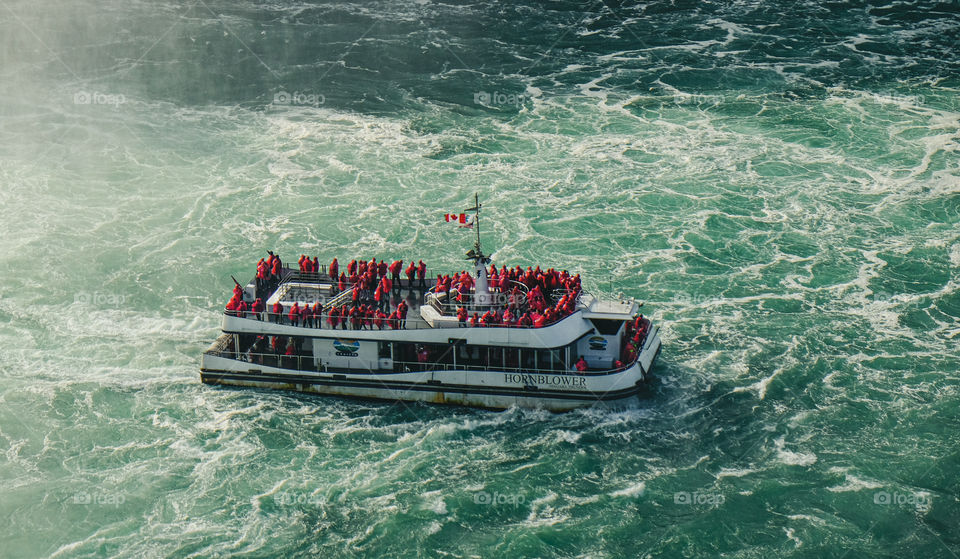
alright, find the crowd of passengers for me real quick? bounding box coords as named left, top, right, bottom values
left=610, top=313, right=652, bottom=369
left=448, top=264, right=582, bottom=327
left=225, top=253, right=585, bottom=330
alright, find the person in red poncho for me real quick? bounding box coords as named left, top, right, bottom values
left=575, top=356, right=588, bottom=373
left=364, top=305, right=374, bottom=330
left=389, top=260, right=403, bottom=291
left=271, top=257, right=281, bottom=283
left=301, top=303, right=312, bottom=328
left=480, top=310, right=493, bottom=327
left=532, top=312, right=545, bottom=328
left=519, top=312, right=532, bottom=328
left=396, top=300, right=408, bottom=329
left=416, top=260, right=426, bottom=289
left=327, top=306, right=340, bottom=329
left=404, top=261, right=416, bottom=289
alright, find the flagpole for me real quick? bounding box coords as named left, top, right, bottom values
left=474, top=192, right=482, bottom=259
left=466, top=193, right=492, bottom=307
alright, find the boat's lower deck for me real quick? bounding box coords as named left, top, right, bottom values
left=200, top=330, right=662, bottom=411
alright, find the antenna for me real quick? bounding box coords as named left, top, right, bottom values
left=465, top=193, right=488, bottom=264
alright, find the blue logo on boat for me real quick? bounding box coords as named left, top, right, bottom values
left=334, top=339, right=360, bottom=356
left=588, top=336, right=607, bottom=351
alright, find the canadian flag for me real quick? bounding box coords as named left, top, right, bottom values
left=445, top=213, right=466, bottom=223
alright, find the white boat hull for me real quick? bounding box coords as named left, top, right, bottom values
left=201, top=333, right=662, bottom=412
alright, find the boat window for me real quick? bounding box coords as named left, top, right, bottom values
left=591, top=319, right=623, bottom=336
left=394, top=342, right=417, bottom=363
left=424, top=343, right=453, bottom=365
left=378, top=342, right=392, bottom=359
left=486, top=347, right=505, bottom=368
left=537, top=348, right=564, bottom=371
left=458, top=344, right=482, bottom=367
left=505, top=348, right=519, bottom=369
left=521, top=349, right=537, bottom=370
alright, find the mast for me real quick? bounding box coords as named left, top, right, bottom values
left=464, top=193, right=492, bottom=307
left=475, top=192, right=482, bottom=258
left=464, top=192, right=488, bottom=265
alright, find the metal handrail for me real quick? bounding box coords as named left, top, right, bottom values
left=223, top=310, right=575, bottom=330
left=385, top=359, right=585, bottom=376
left=208, top=349, right=319, bottom=373
left=324, top=283, right=357, bottom=309
left=424, top=281, right=553, bottom=317
left=206, top=349, right=632, bottom=375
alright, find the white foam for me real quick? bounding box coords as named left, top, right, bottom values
left=784, top=527, right=803, bottom=548
left=420, top=490, right=448, bottom=515
left=716, top=467, right=757, bottom=479
left=774, top=436, right=817, bottom=466
left=827, top=473, right=883, bottom=493
left=609, top=481, right=645, bottom=498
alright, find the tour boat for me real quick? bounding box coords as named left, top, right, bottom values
left=200, top=196, right=662, bottom=411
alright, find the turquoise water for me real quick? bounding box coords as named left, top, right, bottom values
left=1, top=0, right=959, bottom=556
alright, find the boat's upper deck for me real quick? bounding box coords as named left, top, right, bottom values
left=263, top=270, right=438, bottom=330
left=223, top=257, right=640, bottom=336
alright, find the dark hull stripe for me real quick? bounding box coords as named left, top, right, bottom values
left=200, top=369, right=647, bottom=402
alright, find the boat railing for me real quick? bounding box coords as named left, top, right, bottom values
left=223, top=309, right=576, bottom=330
left=205, top=348, right=322, bottom=373
left=280, top=264, right=331, bottom=283
left=205, top=348, right=630, bottom=376
left=550, top=287, right=585, bottom=304
left=424, top=280, right=534, bottom=316
left=323, top=283, right=357, bottom=309
left=387, top=359, right=586, bottom=376
left=225, top=310, right=434, bottom=330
